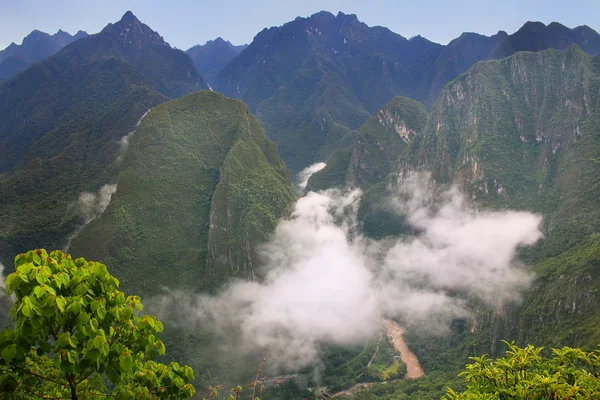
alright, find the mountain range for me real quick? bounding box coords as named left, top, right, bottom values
left=0, top=11, right=206, bottom=266
left=2, top=8, right=600, bottom=399
left=213, top=12, right=600, bottom=173
left=186, top=37, right=247, bottom=86
left=0, top=29, right=88, bottom=83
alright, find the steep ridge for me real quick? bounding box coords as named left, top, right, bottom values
left=308, top=96, right=428, bottom=191
left=0, top=11, right=208, bottom=268
left=215, top=11, right=442, bottom=172
left=418, top=31, right=509, bottom=109
left=186, top=38, right=247, bottom=86
left=399, top=44, right=600, bottom=350
left=0, top=29, right=88, bottom=82
left=214, top=14, right=600, bottom=174
left=70, top=91, right=295, bottom=296
left=314, top=44, right=600, bottom=355
left=66, top=10, right=207, bottom=98
left=488, top=21, right=600, bottom=60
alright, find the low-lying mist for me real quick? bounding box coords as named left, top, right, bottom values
left=297, top=162, right=326, bottom=189
left=63, top=184, right=117, bottom=251
left=148, top=171, right=542, bottom=373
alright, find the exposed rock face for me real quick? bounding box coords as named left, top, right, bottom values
left=397, top=45, right=600, bottom=352
left=308, top=96, right=428, bottom=191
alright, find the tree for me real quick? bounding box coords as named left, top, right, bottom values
left=0, top=249, right=196, bottom=399
left=444, top=341, right=600, bottom=399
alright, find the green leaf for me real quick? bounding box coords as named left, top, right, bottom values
left=120, top=354, right=134, bottom=372
left=4, top=274, right=19, bottom=294
left=35, top=272, right=48, bottom=284
left=1, top=345, right=17, bottom=364
left=90, top=318, right=99, bottom=332
left=77, top=312, right=90, bottom=327
left=21, top=303, right=32, bottom=317
left=67, top=350, right=77, bottom=364
left=33, top=286, right=45, bottom=298
left=55, top=297, right=66, bottom=313
left=68, top=336, right=79, bottom=348
left=57, top=333, right=70, bottom=348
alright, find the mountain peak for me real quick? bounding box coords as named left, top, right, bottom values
left=120, top=10, right=141, bottom=24
left=103, top=11, right=167, bottom=49
left=518, top=21, right=547, bottom=33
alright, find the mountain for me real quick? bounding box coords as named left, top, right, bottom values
left=186, top=37, right=247, bottom=86
left=309, top=43, right=600, bottom=398
left=308, top=96, right=428, bottom=192
left=487, top=21, right=600, bottom=60
left=315, top=43, right=600, bottom=347
left=403, top=44, right=600, bottom=349
left=215, top=11, right=443, bottom=173
left=0, top=11, right=208, bottom=267
left=0, top=29, right=88, bottom=82
left=70, top=90, right=294, bottom=297
left=214, top=14, right=600, bottom=175
left=69, top=10, right=207, bottom=98
left=418, top=30, right=509, bottom=108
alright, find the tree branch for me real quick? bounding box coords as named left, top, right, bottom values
left=21, top=385, right=70, bottom=400
left=13, top=366, right=60, bottom=384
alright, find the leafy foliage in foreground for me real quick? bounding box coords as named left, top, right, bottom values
left=445, top=342, right=600, bottom=399
left=0, top=249, right=195, bottom=399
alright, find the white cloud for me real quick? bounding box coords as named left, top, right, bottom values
left=297, top=162, right=327, bottom=189
left=149, top=172, right=542, bottom=372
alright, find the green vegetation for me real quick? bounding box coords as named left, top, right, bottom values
left=324, top=45, right=600, bottom=399
left=216, top=11, right=442, bottom=173
left=68, top=91, right=295, bottom=387
left=0, top=249, right=195, bottom=399
left=402, top=45, right=600, bottom=352
left=309, top=96, right=428, bottom=192
left=0, top=56, right=167, bottom=264
left=70, top=91, right=294, bottom=296
left=445, top=342, right=600, bottom=399
left=0, top=11, right=207, bottom=270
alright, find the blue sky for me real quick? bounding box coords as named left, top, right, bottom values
left=1, top=0, right=599, bottom=50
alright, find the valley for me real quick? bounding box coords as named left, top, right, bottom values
left=1, top=4, right=600, bottom=399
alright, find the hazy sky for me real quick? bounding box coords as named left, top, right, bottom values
left=1, top=0, right=599, bottom=50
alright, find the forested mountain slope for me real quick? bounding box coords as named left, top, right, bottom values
left=215, top=11, right=442, bottom=172
left=214, top=13, right=600, bottom=175
left=315, top=44, right=600, bottom=352
left=0, top=11, right=208, bottom=268
left=70, top=91, right=294, bottom=296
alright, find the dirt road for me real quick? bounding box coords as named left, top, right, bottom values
left=383, top=319, right=424, bottom=379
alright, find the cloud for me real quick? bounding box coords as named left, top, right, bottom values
left=117, top=109, right=150, bottom=163
left=149, top=172, right=542, bottom=372
left=77, top=184, right=117, bottom=224
left=297, top=162, right=327, bottom=189
left=63, top=184, right=117, bottom=251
